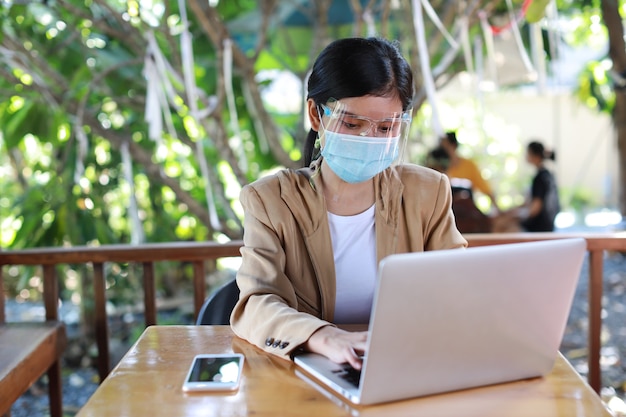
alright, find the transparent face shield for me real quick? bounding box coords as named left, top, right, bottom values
left=317, top=98, right=412, bottom=183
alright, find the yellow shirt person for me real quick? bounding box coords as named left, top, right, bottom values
left=447, top=157, right=494, bottom=198
left=440, top=131, right=500, bottom=213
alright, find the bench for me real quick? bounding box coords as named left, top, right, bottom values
left=0, top=264, right=66, bottom=417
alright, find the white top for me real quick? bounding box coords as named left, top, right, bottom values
left=328, top=204, right=377, bottom=324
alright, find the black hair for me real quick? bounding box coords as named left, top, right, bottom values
left=425, top=146, right=450, bottom=172
left=303, top=37, right=415, bottom=166
left=527, top=140, right=556, bottom=161
left=442, top=131, right=458, bottom=148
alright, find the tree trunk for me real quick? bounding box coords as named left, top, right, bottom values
left=601, top=0, right=626, bottom=216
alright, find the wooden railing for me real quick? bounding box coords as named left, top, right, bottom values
left=1, top=232, right=625, bottom=394
left=0, top=241, right=243, bottom=382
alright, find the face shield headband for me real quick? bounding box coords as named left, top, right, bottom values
left=317, top=99, right=412, bottom=183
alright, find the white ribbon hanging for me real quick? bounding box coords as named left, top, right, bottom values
left=420, top=0, right=458, bottom=50
left=73, top=127, right=88, bottom=185
left=506, top=0, right=535, bottom=74
left=74, top=85, right=89, bottom=184
left=411, top=0, right=443, bottom=138
left=479, top=12, right=498, bottom=86
left=546, top=1, right=561, bottom=85
left=473, top=35, right=490, bottom=144
left=474, top=35, right=484, bottom=88
left=144, top=32, right=179, bottom=145
left=545, top=1, right=563, bottom=162
left=530, top=21, right=546, bottom=92
left=143, top=53, right=168, bottom=147
left=459, top=15, right=474, bottom=74
left=223, top=38, right=248, bottom=172
left=143, top=56, right=163, bottom=143
left=363, top=9, right=376, bottom=37
left=431, top=31, right=462, bottom=78
left=120, top=140, right=146, bottom=245
left=178, top=0, right=221, bottom=231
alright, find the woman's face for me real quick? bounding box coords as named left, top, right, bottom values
left=309, top=95, right=406, bottom=184
left=526, top=150, right=540, bottom=165
left=440, top=137, right=455, bottom=155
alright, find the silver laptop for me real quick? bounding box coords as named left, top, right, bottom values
left=294, top=238, right=586, bottom=405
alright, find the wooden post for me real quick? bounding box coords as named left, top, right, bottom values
left=193, top=261, right=206, bottom=321
left=93, top=262, right=110, bottom=381
left=143, top=262, right=157, bottom=326
left=587, top=250, right=604, bottom=393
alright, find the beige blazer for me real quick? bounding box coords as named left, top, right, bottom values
left=230, top=161, right=467, bottom=360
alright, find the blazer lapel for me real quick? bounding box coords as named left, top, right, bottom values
left=278, top=168, right=336, bottom=321
left=375, top=168, right=403, bottom=262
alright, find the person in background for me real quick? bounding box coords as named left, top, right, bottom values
left=230, top=37, right=467, bottom=371
left=439, top=131, right=500, bottom=214
left=493, top=140, right=560, bottom=232
left=424, top=146, right=450, bottom=174
left=424, top=145, right=493, bottom=234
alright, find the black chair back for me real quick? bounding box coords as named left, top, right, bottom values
left=196, top=279, right=240, bottom=325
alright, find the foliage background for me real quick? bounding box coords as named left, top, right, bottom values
left=1, top=0, right=624, bottom=303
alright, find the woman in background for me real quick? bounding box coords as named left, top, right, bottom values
left=493, top=140, right=560, bottom=232
left=519, top=141, right=560, bottom=231
left=439, top=131, right=500, bottom=214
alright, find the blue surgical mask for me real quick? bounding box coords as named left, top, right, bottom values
left=321, top=131, right=400, bottom=183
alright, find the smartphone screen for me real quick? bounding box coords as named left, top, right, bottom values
left=182, top=353, right=244, bottom=392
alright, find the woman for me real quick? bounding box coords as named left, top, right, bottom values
left=439, top=131, right=500, bottom=213
left=493, top=141, right=560, bottom=232
left=519, top=141, right=560, bottom=231
left=230, top=37, right=467, bottom=370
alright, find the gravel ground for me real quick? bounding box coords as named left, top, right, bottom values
left=562, top=249, right=626, bottom=415
left=9, top=247, right=626, bottom=416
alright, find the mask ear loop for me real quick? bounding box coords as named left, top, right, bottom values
left=308, top=104, right=331, bottom=183
left=315, top=104, right=333, bottom=150
left=314, top=136, right=321, bottom=150
left=311, top=104, right=330, bottom=163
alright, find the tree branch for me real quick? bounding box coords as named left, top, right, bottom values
left=187, top=0, right=297, bottom=170
left=88, top=117, right=243, bottom=239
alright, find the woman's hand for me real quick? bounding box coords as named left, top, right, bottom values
left=304, top=326, right=368, bottom=370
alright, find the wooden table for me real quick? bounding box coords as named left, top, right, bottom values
left=76, top=326, right=613, bottom=417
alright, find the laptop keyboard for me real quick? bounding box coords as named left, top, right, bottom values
left=333, top=364, right=362, bottom=388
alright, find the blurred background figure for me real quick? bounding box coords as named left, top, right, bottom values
left=493, top=140, right=561, bottom=233
left=439, top=131, right=501, bottom=214
left=424, top=146, right=450, bottom=174
left=424, top=142, right=492, bottom=234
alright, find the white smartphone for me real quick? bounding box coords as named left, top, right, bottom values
left=182, top=353, right=245, bottom=392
